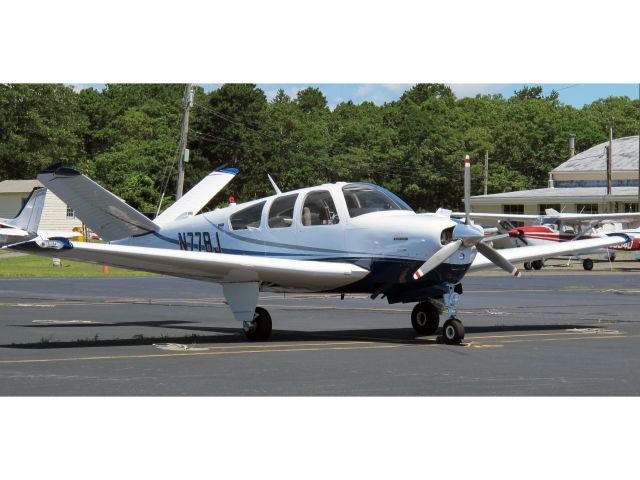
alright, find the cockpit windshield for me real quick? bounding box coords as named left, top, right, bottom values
left=342, top=184, right=412, bottom=218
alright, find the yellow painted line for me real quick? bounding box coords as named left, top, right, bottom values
left=467, top=331, right=621, bottom=341
left=499, top=334, right=628, bottom=344
left=0, top=343, right=408, bottom=365
left=471, top=344, right=504, bottom=349
left=159, top=340, right=372, bottom=350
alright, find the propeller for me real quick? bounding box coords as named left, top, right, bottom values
left=412, top=154, right=522, bottom=280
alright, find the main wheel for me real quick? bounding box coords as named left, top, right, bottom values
left=411, top=301, right=439, bottom=335
left=532, top=260, right=544, bottom=270
left=583, top=258, right=594, bottom=271
left=524, top=262, right=533, bottom=271
left=442, top=318, right=465, bottom=345
left=608, top=253, right=616, bottom=262
left=243, top=307, right=272, bottom=341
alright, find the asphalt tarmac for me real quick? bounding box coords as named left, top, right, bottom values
left=1, top=264, right=640, bottom=395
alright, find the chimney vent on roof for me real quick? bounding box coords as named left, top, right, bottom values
left=568, top=134, right=576, bottom=158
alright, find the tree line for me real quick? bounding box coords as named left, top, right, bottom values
left=0, top=83, right=638, bottom=213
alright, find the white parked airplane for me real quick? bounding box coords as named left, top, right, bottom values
left=15, top=158, right=629, bottom=344
left=455, top=209, right=640, bottom=270
left=0, top=187, right=47, bottom=247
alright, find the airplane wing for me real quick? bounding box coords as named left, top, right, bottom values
left=0, top=227, right=30, bottom=237
left=37, top=164, right=158, bottom=242
left=470, top=235, right=629, bottom=271
left=451, top=212, right=542, bottom=221
left=16, top=240, right=370, bottom=291
left=453, top=211, right=640, bottom=224
left=553, top=212, right=640, bottom=223
left=154, top=167, right=239, bottom=226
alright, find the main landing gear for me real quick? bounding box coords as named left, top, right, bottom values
left=524, top=260, right=544, bottom=271
left=410, top=284, right=465, bottom=345
left=243, top=307, right=272, bottom=341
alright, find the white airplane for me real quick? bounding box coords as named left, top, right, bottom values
left=14, top=157, right=629, bottom=345
left=0, top=187, right=47, bottom=247
left=455, top=210, right=640, bottom=270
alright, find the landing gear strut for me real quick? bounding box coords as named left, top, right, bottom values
left=440, top=284, right=465, bottom=344
left=243, top=307, right=272, bottom=341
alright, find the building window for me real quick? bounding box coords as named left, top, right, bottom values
left=66, top=206, right=75, bottom=218
left=503, top=205, right=524, bottom=215
left=624, top=203, right=639, bottom=213
left=503, top=204, right=524, bottom=226
left=576, top=204, right=598, bottom=214
left=539, top=204, right=561, bottom=215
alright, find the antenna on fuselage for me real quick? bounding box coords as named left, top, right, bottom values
left=268, top=174, right=282, bottom=195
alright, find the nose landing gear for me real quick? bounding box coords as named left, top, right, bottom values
left=411, top=284, right=465, bottom=345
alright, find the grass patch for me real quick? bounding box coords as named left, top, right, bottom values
left=0, top=254, right=156, bottom=278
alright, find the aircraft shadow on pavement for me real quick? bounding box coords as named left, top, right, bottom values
left=4, top=321, right=585, bottom=349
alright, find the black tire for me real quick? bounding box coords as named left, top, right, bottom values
left=411, top=301, right=439, bottom=335
left=609, top=253, right=616, bottom=262
left=442, top=318, right=465, bottom=345
left=532, top=260, right=544, bottom=270
left=243, top=307, right=272, bottom=341
left=524, top=262, right=533, bottom=271
left=583, top=259, right=594, bottom=271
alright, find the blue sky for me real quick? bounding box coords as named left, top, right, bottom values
left=75, top=83, right=639, bottom=110
left=250, top=84, right=640, bottom=109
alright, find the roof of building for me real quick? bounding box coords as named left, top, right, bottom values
left=0, top=180, right=43, bottom=194
left=471, top=186, right=640, bottom=205
left=552, top=135, right=639, bottom=172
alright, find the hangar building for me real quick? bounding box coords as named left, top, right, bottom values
left=470, top=135, right=640, bottom=218
left=0, top=179, right=82, bottom=231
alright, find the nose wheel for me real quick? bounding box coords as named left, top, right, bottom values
left=442, top=318, right=465, bottom=344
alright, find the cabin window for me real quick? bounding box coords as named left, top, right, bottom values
left=66, top=206, right=75, bottom=219
left=268, top=194, right=298, bottom=228
left=342, top=184, right=408, bottom=218
left=576, top=204, right=598, bottom=214
left=301, top=191, right=339, bottom=226
left=230, top=201, right=266, bottom=230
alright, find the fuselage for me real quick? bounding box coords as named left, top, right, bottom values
left=116, top=182, right=477, bottom=300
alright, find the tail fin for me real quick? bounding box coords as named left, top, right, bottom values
left=154, top=167, right=238, bottom=226
left=38, top=164, right=158, bottom=242
left=3, top=187, right=47, bottom=233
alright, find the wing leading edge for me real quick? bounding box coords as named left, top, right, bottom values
left=470, top=235, right=629, bottom=271
left=19, top=241, right=369, bottom=291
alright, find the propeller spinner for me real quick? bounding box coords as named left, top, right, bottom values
left=413, top=155, right=521, bottom=280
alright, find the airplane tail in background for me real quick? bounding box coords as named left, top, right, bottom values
left=2, top=187, right=47, bottom=233
left=37, top=164, right=159, bottom=242
left=154, top=167, right=238, bottom=227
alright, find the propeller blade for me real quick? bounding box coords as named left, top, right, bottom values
left=413, top=239, right=463, bottom=280
left=476, top=241, right=521, bottom=277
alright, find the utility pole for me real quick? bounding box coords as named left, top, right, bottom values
left=607, top=123, right=613, bottom=212
left=175, top=84, right=194, bottom=200
left=483, top=150, right=489, bottom=196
